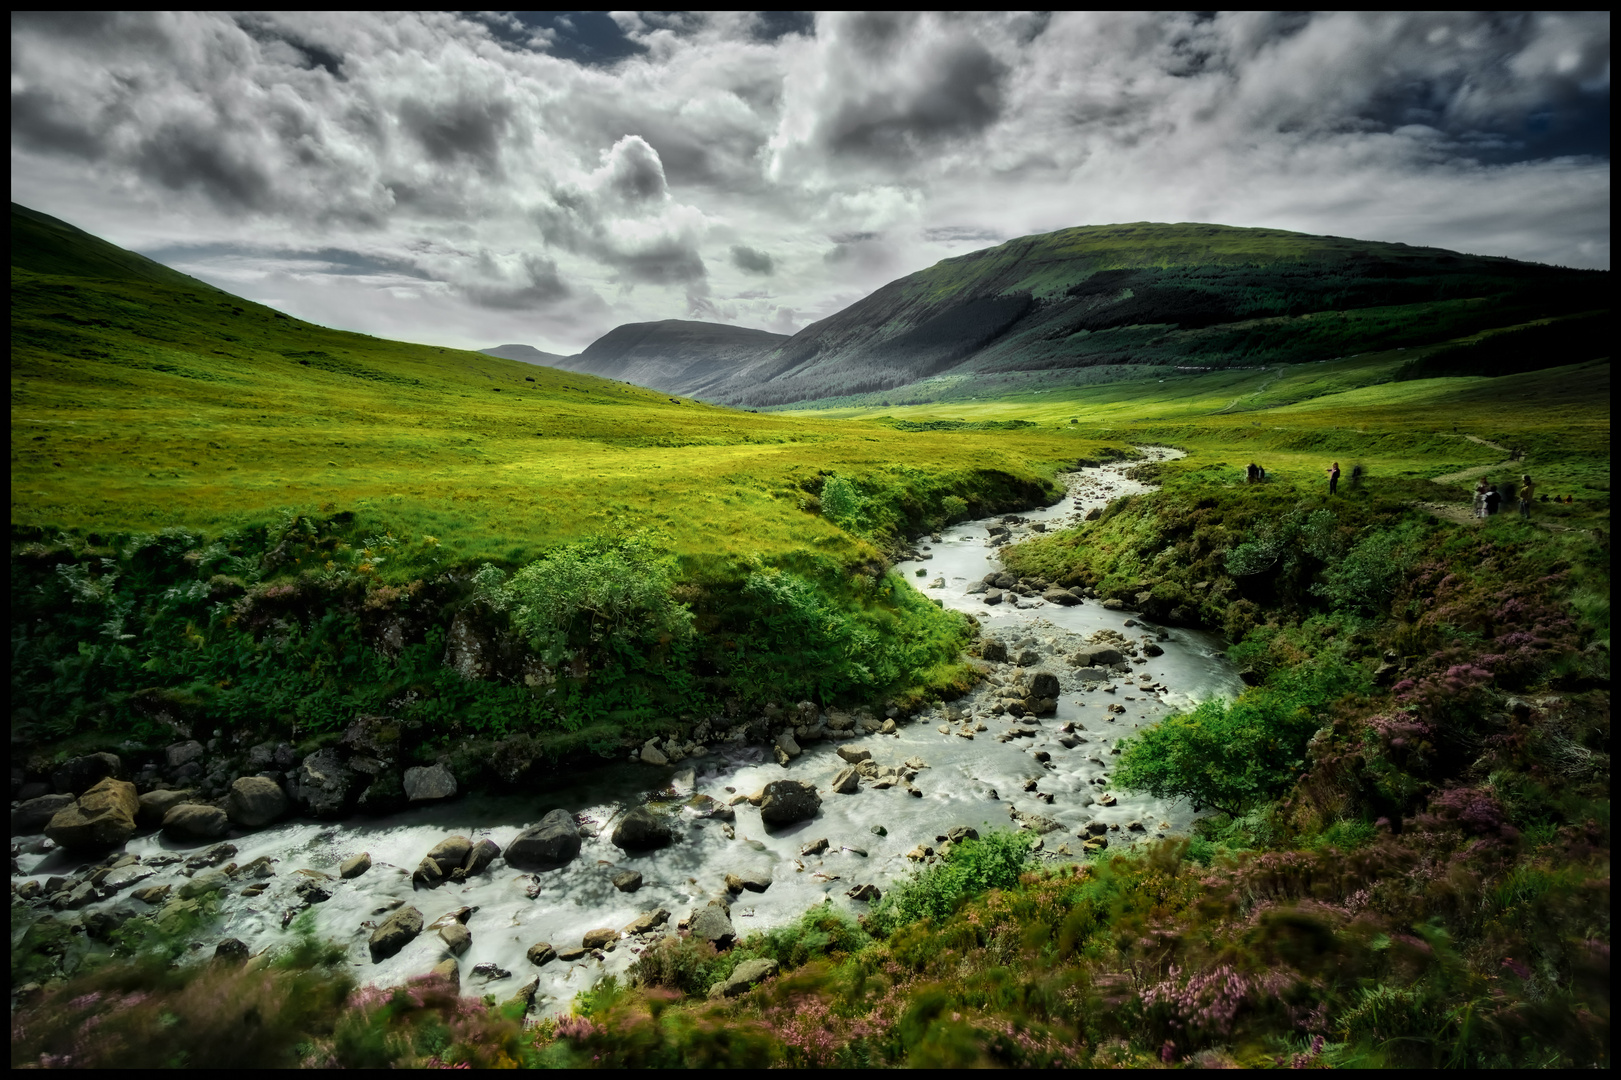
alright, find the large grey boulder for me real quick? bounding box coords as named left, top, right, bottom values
left=612, top=806, right=674, bottom=852
left=759, top=779, right=821, bottom=826
left=162, top=803, right=230, bottom=840
left=774, top=731, right=802, bottom=759
left=1042, top=587, right=1081, bottom=606
left=225, top=776, right=287, bottom=828
left=459, top=838, right=501, bottom=879
left=689, top=902, right=736, bottom=946
left=423, top=836, right=473, bottom=876
left=11, top=794, right=74, bottom=836
left=404, top=764, right=457, bottom=802
left=369, top=905, right=423, bottom=962
left=1028, top=671, right=1061, bottom=699
left=830, top=767, right=860, bottom=794
left=708, top=957, right=779, bottom=999
left=292, top=749, right=354, bottom=818
left=1074, top=646, right=1124, bottom=667
left=622, top=908, right=670, bottom=935
left=439, top=922, right=472, bottom=956
left=45, top=777, right=139, bottom=851
left=505, top=809, right=581, bottom=870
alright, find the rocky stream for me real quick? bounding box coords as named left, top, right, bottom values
left=11, top=448, right=1242, bottom=1015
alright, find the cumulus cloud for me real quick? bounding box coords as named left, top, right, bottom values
left=8, top=11, right=1608, bottom=353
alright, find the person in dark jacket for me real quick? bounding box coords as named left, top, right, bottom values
left=1326, top=461, right=1341, bottom=496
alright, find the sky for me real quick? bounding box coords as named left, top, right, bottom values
left=10, top=11, right=1611, bottom=354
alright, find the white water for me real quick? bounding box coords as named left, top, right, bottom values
left=13, top=448, right=1239, bottom=1015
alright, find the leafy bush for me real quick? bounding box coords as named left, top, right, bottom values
left=1313, top=523, right=1422, bottom=615
left=481, top=530, right=692, bottom=662
left=871, top=830, right=1034, bottom=933
left=820, top=475, right=868, bottom=531
left=1115, top=654, right=1369, bottom=818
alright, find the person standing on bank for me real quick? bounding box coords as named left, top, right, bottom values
left=1519, top=474, right=1536, bottom=518
left=1326, top=461, right=1341, bottom=496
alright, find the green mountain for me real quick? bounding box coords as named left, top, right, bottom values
left=608, top=222, right=1605, bottom=407
left=479, top=342, right=571, bottom=366
left=10, top=202, right=222, bottom=291
left=492, top=319, right=790, bottom=393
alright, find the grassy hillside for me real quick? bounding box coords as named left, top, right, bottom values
left=11, top=207, right=1107, bottom=570
left=11, top=203, right=1121, bottom=756
left=707, top=222, right=1607, bottom=407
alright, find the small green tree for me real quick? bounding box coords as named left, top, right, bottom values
left=820, top=475, right=867, bottom=531
left=478, top=530, right=692, bottom=663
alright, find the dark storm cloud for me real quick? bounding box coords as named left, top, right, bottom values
left=398, top=95, right=513, bottom=168
left=132, top=121, right=276, bottom=210
left=817, top=15, right=1009, bottom=158
left=730, top=245, right=774, bottom=275
left=465, top=254, right=571, bottom=310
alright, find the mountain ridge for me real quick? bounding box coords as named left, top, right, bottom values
left=488, top=222, right=1607, bottom=407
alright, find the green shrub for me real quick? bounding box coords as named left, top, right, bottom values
left=481, top=530, right=692, bottom=662
left=820, top=475, right=867, bottom=531
left=872, top=831, right=1033, bottom=933
left=1115, top=654, right=1369, bottom=818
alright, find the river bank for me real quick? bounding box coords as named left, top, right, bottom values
left=11, top=449, right=1240, bottom=1016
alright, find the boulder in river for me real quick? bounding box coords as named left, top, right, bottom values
left=369, top=905, right=423, bottom=962
left=423, top=836, right=473, bottom=876
left=830, top=766, right=860, bottom=794
left=506, top=809, right=582, bottom=870
left=439, top=922, right=472, bottom=956
left=403, top=764, right=456, bottom=803
left=1073, top=646, right=1124, bottom=667
left=982, top=589, right=1003, bottom=605
left=225, top=776, right=287, bottom=829
left=527, top=942, right=557, bottom=966
left=689, top=901, right=736, bottom=947
left=428, top=957, right=460, bottom=991
left=775, top=731, right=802, bottom=759
left=623, top=908, right=670, bottom=935
left=835, top=745, right=871, bottom=764
left=46, top=778, right=139, bottom=852
left=980, top=640, right=1009, bottom=663
left=458, top=837, right=501, bottom=879
left=612, top=870, right=643, bottom=893
left=1042, top=587, right=1080, bottom=606
left=340, top=852, right=372, bottom=879
left=162, top=803, right=230, bottom=840
left=582, top=928, right=618, bottom=949
left=612, top=806, right=674, bottom=852
left=759, top=780, right=821, bottom=826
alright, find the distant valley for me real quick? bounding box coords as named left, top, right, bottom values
left=488, top=222, right=1608, bottom=408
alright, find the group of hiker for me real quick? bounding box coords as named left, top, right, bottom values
left=1473, top=474, right=1568, bottom=519
left=1249, top=460, right=1562, bottom=521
